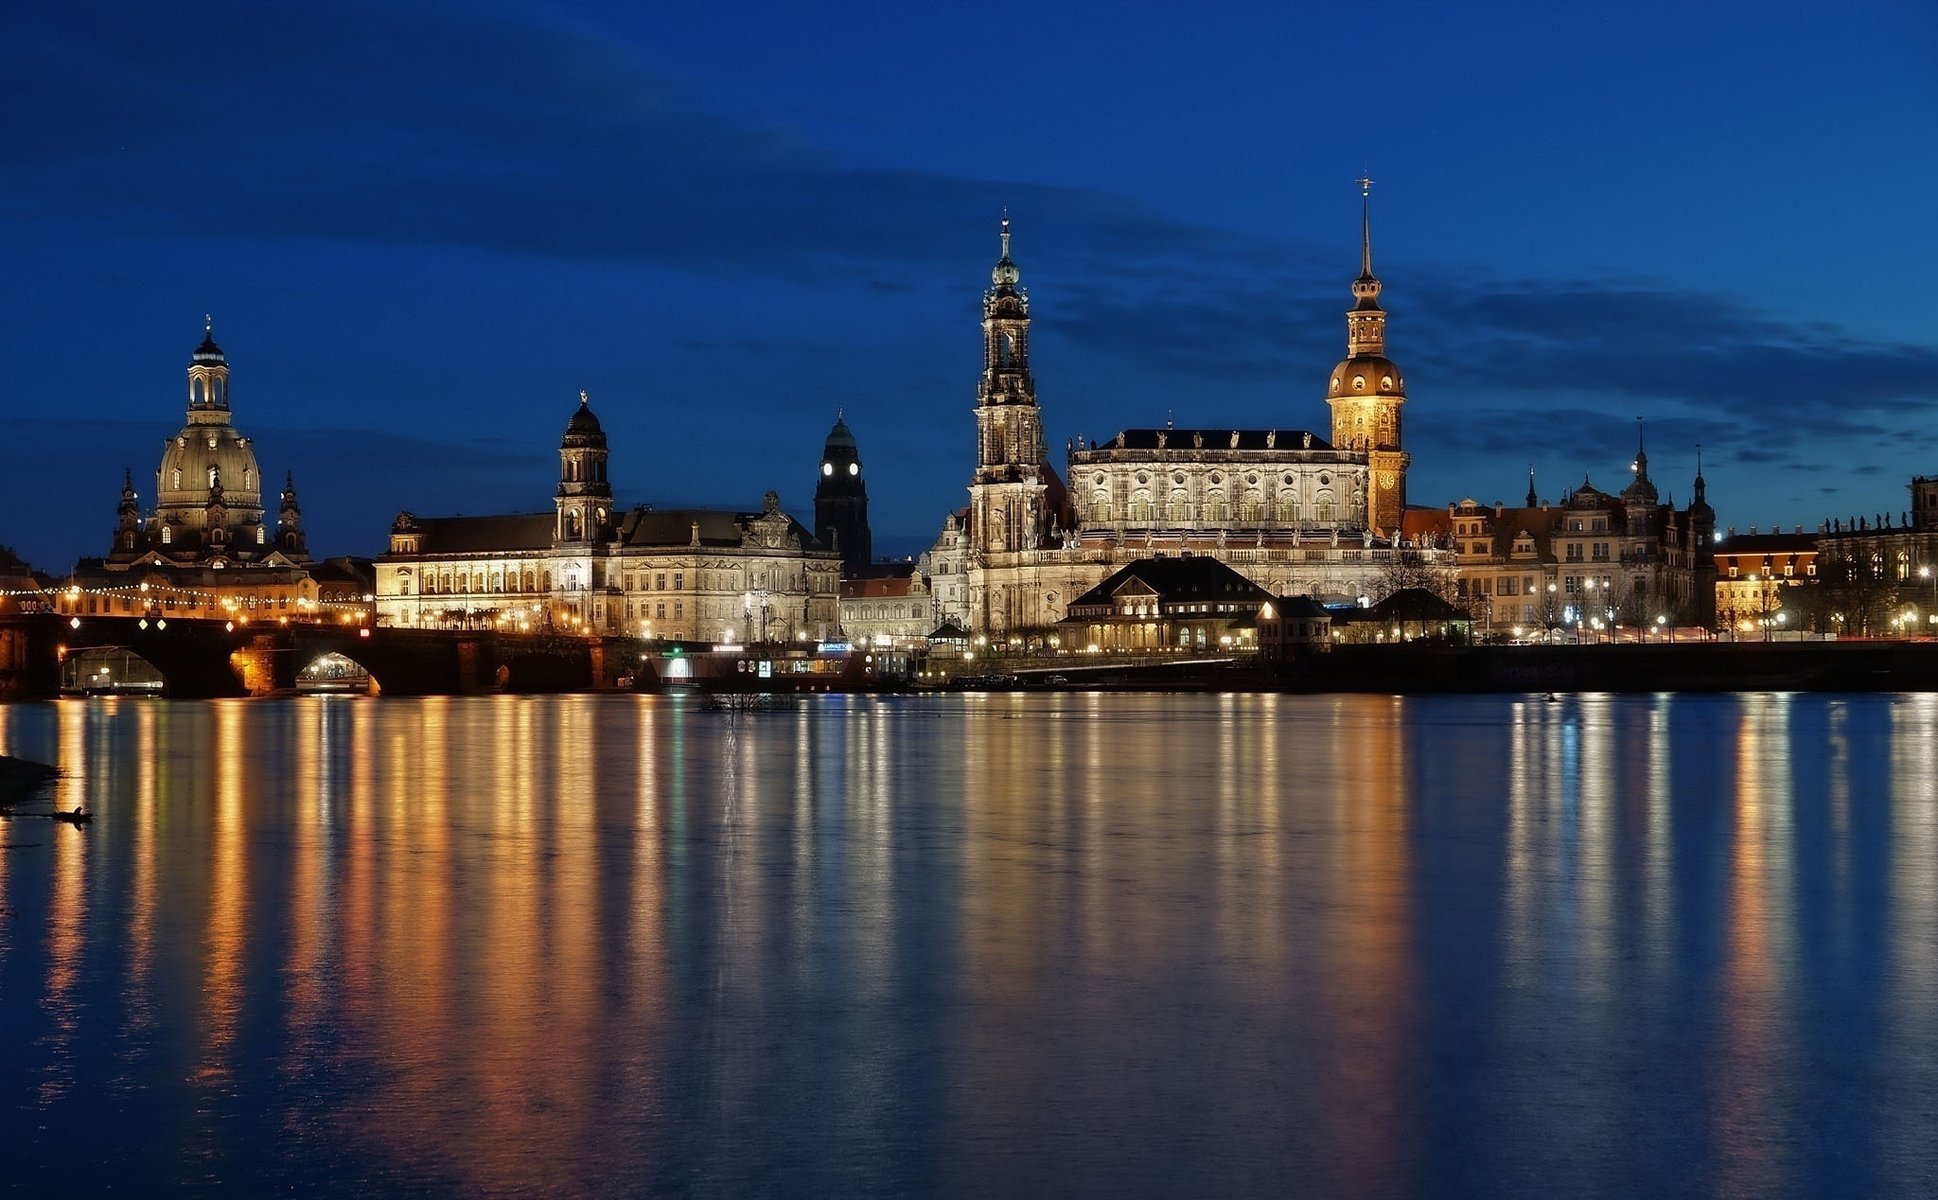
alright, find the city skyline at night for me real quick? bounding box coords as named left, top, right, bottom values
left=5, top=0, right=1936, bottom=572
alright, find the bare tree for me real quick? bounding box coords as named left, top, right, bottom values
left=1373, top=549, right=1461, bottom=609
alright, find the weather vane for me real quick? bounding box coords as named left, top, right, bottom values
left=579, top=389, right=589, bottom=404
left=1357, top=174, right=1374, bottom=197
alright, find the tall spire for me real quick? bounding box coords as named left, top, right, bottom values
left=1357, top=174, right=1375, bottom=280
left=1526, top=464, right=1537, bottom=508
left=1632, top=416, right=1648, bottom=477
left=991, top=210, right=1021, bottom=290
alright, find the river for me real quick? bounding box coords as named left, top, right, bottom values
left=2, top=692, right=1935, bottom=1197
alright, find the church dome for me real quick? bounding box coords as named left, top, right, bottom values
left=155, top=424, right=264, bottom=512
left=823, top=415, right=856, bottom=451
left=192, top=331, right=225, bottom=365
left=1327, top=355, right=1406, bottom=397
left=562, top=393, right=606, bottom=447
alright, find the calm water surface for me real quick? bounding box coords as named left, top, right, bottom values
left=2, top=692, right=1936, bottom=1198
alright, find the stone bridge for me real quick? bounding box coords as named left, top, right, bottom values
left=0, top=613, right=645, bottom=700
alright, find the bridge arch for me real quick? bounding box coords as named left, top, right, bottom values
left=60, top=645, right=167, bottom=694
left=293, top=649, right=380, bottom=695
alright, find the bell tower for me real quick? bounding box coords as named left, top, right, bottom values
left=186, top=314, right=230, bottom=425
left=1326, top=179, right=1410, bottom=535
left=277, top=472, right=310, bottom=561
left=555, top=390, right=612, bottom=546
left=969, top=214, right=1048, bottom=559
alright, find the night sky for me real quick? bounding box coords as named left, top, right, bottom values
left=5, top=0, right=1936, bottom=570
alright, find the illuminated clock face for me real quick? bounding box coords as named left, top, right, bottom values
left=822, top=462, right=833, bottom=476
left=848, top=463, right=859, bottom=476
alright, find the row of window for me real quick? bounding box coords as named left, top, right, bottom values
left=1092, top=494, right=1338, bottom=525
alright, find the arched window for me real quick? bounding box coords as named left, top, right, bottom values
left=1317, top=492, right=1336, bottom=524
left=1129, top=490, right=1153, bottom=523
left=209, top=466, right=219, bottom=489
left=1241, top=491, right=1264, bottom=523
left=1204, top=490, right=1228, bottom=522
left=1168, top=490, right=1189, bottom=523
left=1091, top=489, right=1112, bottom=523
left=243, top=468, right=252, bottom=491
left=256, top=526, right=265, bottom=544
left=161, top=525, right=172, bottom=545
left=172, top=468, right=181, bottom=489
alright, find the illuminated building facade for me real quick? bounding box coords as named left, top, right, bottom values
left=837, top=569, right=933, bottom=648
left=1423, top=435, right=1717, bottom=636
left=1713, top=529, right=1817, bottom=633
left=954, top=195, right=1429, bottom=638
left=375, top=394, right=841, bottom=640
left=1060, top=557, right=1271, bottom=653
left=58, top=324, right=324, bottom=623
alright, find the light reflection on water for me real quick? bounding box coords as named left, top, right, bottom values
left=1, top=692, right=1935, bottom=1198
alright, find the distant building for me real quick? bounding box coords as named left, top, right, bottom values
left=1810, top=475, right=1938, bottom=635
left=1060, top=556, right=1272, bottom=653
left=374, top=393, right=841, bottom=640
left=1417, top=435, right=1716, bottom=637
left=1713, top=529, right=1817, bottom=634
left=57, top=324, right=323, bottom=623
left=948, top=197, right=1434, bottom=639
left=838, top=567, right=932, bottom=647
left=1255, top=595, right=1332, bottom=659
left=1330, top=588, right=1471, bottom=644
left=813, top=413, right=871, bottom=575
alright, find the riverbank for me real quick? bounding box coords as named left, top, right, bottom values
left=939, top=640, right=1938, bottom=695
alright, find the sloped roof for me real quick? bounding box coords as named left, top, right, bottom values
left=1265, top=595, right=1331, bottom=619
left=1715, top=531, right=1817, bottom=556
left=614, top=506, right=823, bottom=551
left=1368, top=588, right=1468, bottom=622
left=409, top=514, right=556, bottom=555
left=841, top=575, right=921, bottom=600
left=1068, top=555, right=1273, bottom=610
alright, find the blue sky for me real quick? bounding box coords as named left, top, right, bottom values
left=4, top=0, right=1936, bottom=568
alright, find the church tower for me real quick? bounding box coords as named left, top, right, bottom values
left=277, top=472, right=310, bottom=561
left=969, top=214, right=1049, bottom=557
left=1326, top=180, right=1410, bottom=535
left=149, top=319, right=266, bottom=560
left=555, top=390, right=612, bottom=546
left=1620, top=418, right=1660, bottom=531
left=814, top=411, right=871, bottom=574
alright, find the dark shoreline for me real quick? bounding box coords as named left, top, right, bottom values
left=935, top=641, right=1938, bottom=695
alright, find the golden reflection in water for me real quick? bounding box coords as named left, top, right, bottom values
left=122, top=700, right=161, bottom=1053
left=1714, top=693, right=1797, bottom=1196
left=281, top=697, right=330, bottom=1096
left=38, top=700, right=93, bottom=1103
left=192, top=700, right=248, bottom=1090
left=1317, top=695, right=1413, bottom=1199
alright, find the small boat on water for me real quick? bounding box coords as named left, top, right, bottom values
left=52, top=808, right=93, bottom=826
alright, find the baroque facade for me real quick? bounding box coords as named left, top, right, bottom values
left=1424, top=434, right=1716, bottom=636
left=374, top=393, right=841, bottom=640
left=60, top=324, right=323, bottom=622
left=955, top=195, right=1428, bottom=638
